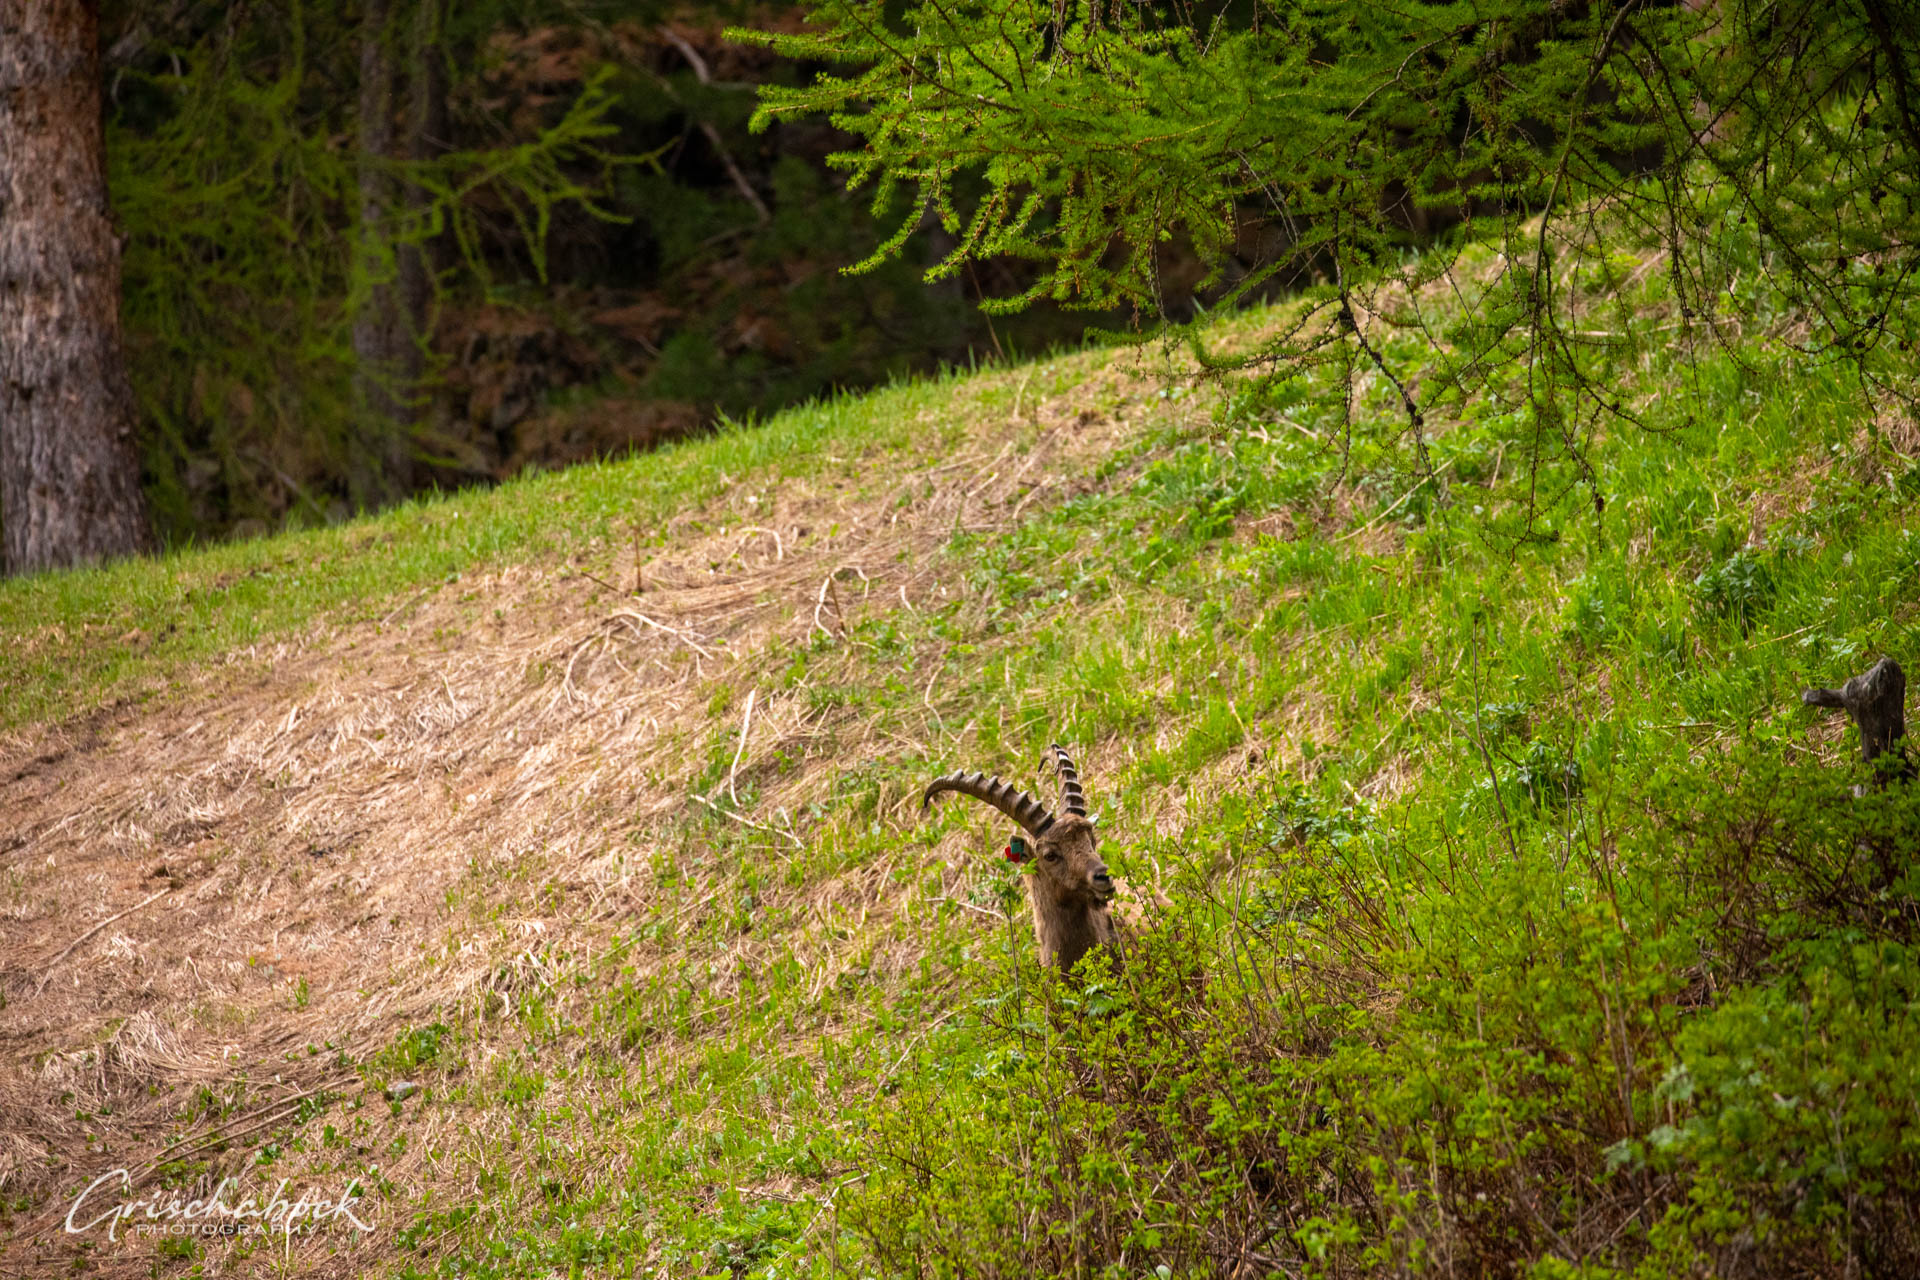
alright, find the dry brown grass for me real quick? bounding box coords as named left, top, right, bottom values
left=0, top=337, right=1243, bottom=1272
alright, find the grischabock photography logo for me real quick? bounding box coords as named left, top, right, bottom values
left=65, top=1169, right=377, bottom=1242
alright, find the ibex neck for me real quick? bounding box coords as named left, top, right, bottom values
left=1033, top=896, right=1116, bottom=973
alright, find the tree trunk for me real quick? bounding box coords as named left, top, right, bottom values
left=396, top=0, right=446, bottom=422
left=1804, top=657, right=1911, bottom=788
left=0, top=0, right=152, bottom=574
left=351, top=0, right=414, bottom=504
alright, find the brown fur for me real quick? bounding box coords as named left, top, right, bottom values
left=1023, top=813, right=1121, bottom=972
left=921, top=748, right=1125, bottom=972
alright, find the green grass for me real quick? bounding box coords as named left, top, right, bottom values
left=13, top=257, right=1920, bottom=1277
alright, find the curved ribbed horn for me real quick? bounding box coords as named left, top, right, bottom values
left=1044, top=743, right=1087, bottom=816
left=922, top=770, right=1056, bottom=835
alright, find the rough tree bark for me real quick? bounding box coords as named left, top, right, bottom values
left=352, top=0, right=415, bottom=504
left=0, top=0, right=152, bottom=574
left=397, top=0, right=447, bottom=371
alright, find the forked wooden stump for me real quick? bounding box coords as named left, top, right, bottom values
left=1803, top=657, right=1911, bottom=786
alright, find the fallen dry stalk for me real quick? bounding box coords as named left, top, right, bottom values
left=737, top=526, right=786, bottom=561
left=726, top=689, right=757, bottom=804
left=812, top=574, right=838, bottom=640
left=691, top=793, right=804, bottom=849
left=38, top=887, right=173, bottom=988
left=607, top=609, right=716, bottom=660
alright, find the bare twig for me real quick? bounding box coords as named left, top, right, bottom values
left=827, top=578, right=848, bottom=634
left=658, top=26, right=712, bottom=80
left=575, top=567, right=628, bottom=597
left=659, top=28, right=772, bottom=223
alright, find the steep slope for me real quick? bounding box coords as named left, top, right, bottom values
left=3, top=275, right=1919, bottom=1278
left=0, top=334, right=1210, bottom=1273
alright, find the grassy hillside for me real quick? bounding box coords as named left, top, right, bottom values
left=3, top=258, right=1919, bottom=1278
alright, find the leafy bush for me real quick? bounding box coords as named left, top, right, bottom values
left=1562, top=576, right=1618, bottom=648
left=1514, top=738, right=1583, bottom=809
left=838, top=740, right=1920, bottom=1278
left=1694, top=550, right=1776, bottom=630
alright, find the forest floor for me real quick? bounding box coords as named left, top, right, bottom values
left=2, top=261, right=1917, bottom=1278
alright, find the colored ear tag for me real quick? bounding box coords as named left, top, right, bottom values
left=1005, top=835, right=1029, bottom=863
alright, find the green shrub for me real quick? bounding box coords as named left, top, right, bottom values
left=838, top=739, right=1920, bottom=1278
left=1638, top=939, right=1920, bottom=1276
left=1694, top=550, right=1775, bottom=630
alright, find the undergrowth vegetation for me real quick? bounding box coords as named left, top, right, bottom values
left=8, top=243, right=1920, bottom=1278
left=823, top=328, right=1920, bottom=1276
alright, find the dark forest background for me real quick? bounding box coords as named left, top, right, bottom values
left=102, top=2, right=1182, bottom=546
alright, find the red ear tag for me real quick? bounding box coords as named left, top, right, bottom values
left=1006, top=835, right=1029, bottom=862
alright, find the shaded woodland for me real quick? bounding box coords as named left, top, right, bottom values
left=97, top=3, right=1137, bottom=546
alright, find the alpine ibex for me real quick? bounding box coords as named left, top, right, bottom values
left=923, top=743, right=1120, bottom=972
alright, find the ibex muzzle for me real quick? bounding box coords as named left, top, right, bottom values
left=923, top=743, right=1120, bottom=972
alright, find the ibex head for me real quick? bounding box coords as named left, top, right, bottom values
left=923, top=743, right=1119, bottom=971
